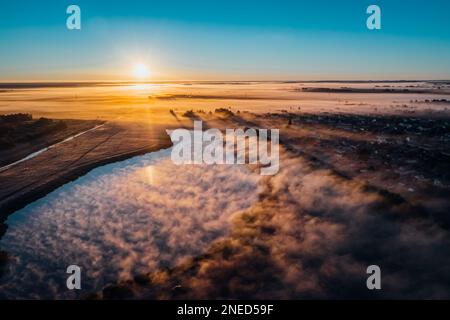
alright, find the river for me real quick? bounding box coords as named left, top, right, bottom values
left=0, top=146, right=262, bottom=299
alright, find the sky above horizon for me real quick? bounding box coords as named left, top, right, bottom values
left=0, top=0, right=450, bottom=81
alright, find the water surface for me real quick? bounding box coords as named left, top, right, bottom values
left=0, top=147, right=262, bottom=299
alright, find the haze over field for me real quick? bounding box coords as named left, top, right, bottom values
left=1, top=82, right=450, bottom=122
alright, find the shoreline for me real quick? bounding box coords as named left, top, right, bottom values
left=0, top=143, right=172, bottom=239
left=0, top=121, right=174, bottom=239
left=0, top=124, right=106, bottom=173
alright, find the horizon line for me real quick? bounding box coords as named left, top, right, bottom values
left=1, top=79, right=450, bottom=88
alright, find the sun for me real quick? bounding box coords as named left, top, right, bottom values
left=132, top=63, right=150, bottom=79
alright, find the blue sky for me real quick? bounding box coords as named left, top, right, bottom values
left=0, top=0, right=449, bottom=80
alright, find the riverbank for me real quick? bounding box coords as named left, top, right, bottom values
left=0, top=120, right=175, bottom=238
left=0, top=115, right=104, bottom=167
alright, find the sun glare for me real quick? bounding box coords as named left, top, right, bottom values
left=132, top=63, right=150, bottom=79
